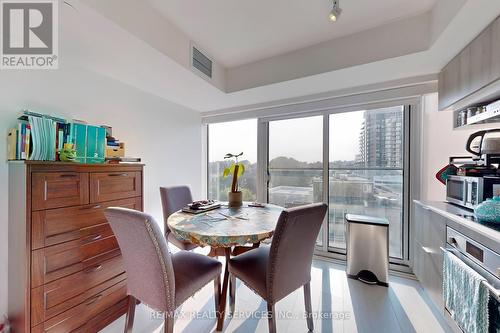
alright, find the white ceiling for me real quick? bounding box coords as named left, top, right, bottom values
left=148, top=0, right=436, bottom=68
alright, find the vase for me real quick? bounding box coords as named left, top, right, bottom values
left=228, top=191, right=243, bottom=207
left=474, top=196, right=500, bottom=223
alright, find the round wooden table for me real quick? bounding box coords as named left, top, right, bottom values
left=167, top=203, right=283, bottom=330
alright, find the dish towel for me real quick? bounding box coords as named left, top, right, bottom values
left=443, top=250, right=490, bottom=333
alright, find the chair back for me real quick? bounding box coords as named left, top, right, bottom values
left=160, top=186, right=193, bottom=233
left=267, top=203, right=327, bottom=303
left=104, top=207, right=175, bottom=312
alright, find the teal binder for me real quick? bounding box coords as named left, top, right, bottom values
left=70, top=123, right=87, bottom=163
left=70, top=124, right=106, bottom=164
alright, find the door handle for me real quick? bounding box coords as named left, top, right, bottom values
left=108, top=173, right=128, bottom=177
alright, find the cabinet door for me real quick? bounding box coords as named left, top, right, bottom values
left=32, top=172, right=89, bottom=211
left=469, top=26, right=492, bottom=93
left=491, top=17, right=500, bottom=81
left=414, top=207, right=446, bottom=312
left=90, top=172, right=142, bottom=203
left=414, top=203, right=430, bottom=245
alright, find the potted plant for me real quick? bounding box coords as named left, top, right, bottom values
left=223, top=152, right=245, bottom=207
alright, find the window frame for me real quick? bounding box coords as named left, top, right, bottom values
left=206, top=98, right=420, bottom=271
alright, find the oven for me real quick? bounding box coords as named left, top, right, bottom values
left=442, top=227, right=500, bottom=332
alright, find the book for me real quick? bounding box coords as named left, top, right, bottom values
left=7, top=128, right=17, bottom=160
left=182, top=202, right=221, bottom=214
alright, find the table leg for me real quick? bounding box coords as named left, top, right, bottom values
left=216, top=247, right=232, bottom=331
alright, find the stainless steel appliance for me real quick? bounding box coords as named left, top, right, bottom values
left=466, top=129, right=500, bottom=166
left=446, top=175, right=500, bottom=210
left=443, top=227, right=500, bottom=332
left=345, top=214, right=389, bottom=286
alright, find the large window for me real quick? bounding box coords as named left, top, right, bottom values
left=208, top=119, right=257, bottom=201
left=329, top=107, right=405, bottom=258
left=206, top=104, right=409, bottom=261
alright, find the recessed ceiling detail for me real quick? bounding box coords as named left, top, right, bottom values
left=148, top=0, right=436, bottom=68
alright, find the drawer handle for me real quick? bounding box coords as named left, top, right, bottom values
left=79, top=205, right=102, bottom=211
left=85, top=294, right=103, bottom=306
left=422, top=246, right=434, bottom=254
left=83, top=234, right=102, bottom=243
left=59, top=174, right=78, bottom=178
left=108, top=173, right=128, bottom=177
left=84, top=264, right=103, bottom=274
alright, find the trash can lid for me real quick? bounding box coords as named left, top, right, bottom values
left=345, top=214, right=389, bottom=226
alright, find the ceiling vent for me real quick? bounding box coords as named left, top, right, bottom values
left=192, top=46, right=213, bottom=79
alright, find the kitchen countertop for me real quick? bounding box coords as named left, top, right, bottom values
left=414, top=200, right=500, bottom=253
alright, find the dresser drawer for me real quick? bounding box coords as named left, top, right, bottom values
left=31, top=229, right=120, bottom=287
left=90, top=171, right=142, bottom=203
left=31, top=254, right=126, bottom=327
left=32, top=277, right=127, bottom=332
left=32, top=172, right=89, bottom=211
left=32, top=197, right=142, bottom=249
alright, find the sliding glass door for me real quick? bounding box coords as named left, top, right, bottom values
left=328, top=107, right=405, bottom=259
left=267, top=116, right=325, bottom=245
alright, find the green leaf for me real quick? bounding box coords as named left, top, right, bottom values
left=237, top=163, right=245, bottom=176
left=223, top=167, right=231, bottom=178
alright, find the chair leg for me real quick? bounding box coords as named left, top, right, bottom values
left=124, top=295, right=136, bottom=333
left=229, top=273, right=236, bottom=316
left=214, top=274, right=221, bottom=320
left=164, top=315, right=174, bottom=333
left=304, top=282, right=314, bottom=332
left=267, top=303, right=276, bottom=333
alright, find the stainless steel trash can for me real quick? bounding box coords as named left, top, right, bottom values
left=345, top=214, right=389, bottom=287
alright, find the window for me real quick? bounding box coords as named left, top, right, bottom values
left=329, top=107, right=405, bottom=258
left=206, top=104, right=410, bottom=262
left=207, top=119, right=257, bottom=201
left=268, top=116, right=323, bottom=207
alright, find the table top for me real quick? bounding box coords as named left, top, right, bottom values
left=167, top=203, right=284, bottom=248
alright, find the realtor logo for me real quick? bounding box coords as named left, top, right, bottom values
left=1, top=0, right=58, bottom=69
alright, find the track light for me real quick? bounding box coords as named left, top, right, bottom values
left=329, top=0, right=342, bottom=22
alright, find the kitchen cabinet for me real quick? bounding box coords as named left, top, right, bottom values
left=439, top=15, right=500, bottom=111
left=413, top=201, right=446, bottom=311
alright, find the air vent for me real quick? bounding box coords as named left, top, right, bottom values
left=192, top=46, right=212, bottom=79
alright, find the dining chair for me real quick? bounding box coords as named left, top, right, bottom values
left=160, top=186, right=198, bottom=251
left=228, top=203, right=328, bottom=333
left=104, top=207, right=222, bottom=333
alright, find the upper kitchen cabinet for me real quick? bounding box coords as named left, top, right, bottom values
left=439, top=15, right=500, bottom=111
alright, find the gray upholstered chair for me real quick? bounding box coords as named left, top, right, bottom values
left=160, top=186, right=198, bottom=251
left=104, top=207, right=222, bottom=333
left=228, top=203, right=327, bottom=333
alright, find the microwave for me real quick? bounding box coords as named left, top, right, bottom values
left=446, top=175, right=500, bottom=209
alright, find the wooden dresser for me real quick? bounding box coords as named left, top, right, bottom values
left=8, top=162, right=144, bottom=333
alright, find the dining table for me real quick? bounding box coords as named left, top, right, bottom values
left=167, top=202, right=284, bottom=331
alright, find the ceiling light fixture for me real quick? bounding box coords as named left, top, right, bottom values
left=329, top=0, right=342, bottom=22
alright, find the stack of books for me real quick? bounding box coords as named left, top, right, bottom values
left=182, top=200, right=221, bottom=214
left=7, top=111, right=69, bottom=161
left=7, top=110, right=107, bottom=163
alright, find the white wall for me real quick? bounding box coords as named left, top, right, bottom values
left=420, top=93, right=496, bottom=201
left=0, top=67, right=202, bottom=318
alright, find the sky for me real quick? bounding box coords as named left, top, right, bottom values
left=208, top=111, right=366, bottom=163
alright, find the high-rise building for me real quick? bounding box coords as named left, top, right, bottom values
left=357, top=107, right=404, bottom=168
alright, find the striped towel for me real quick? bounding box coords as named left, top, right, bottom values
left=443, top=251, right=490, bottom=333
